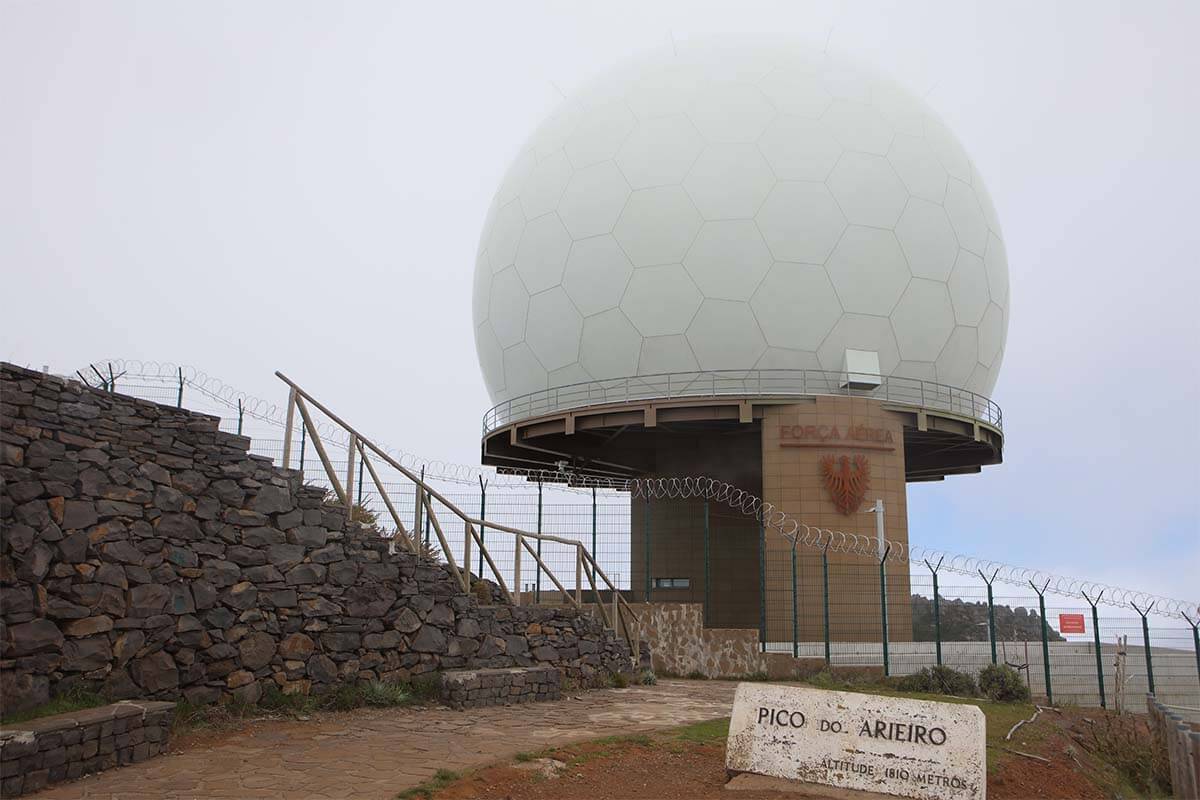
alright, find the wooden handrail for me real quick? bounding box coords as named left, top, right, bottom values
left=276, top=371, right=639, bottom=657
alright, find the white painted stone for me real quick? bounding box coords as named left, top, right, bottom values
left=726, top=683, right=985, bottom=800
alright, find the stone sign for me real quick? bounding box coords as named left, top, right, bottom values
left=726, top=683, right=985, bottom=800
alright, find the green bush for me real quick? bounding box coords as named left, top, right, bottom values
left=978, top=664, right=1030, bottom=702
left=895, top=665, right=978, bottom=697
left=610, top=671, right=629, bottom=688
left=1081, top=714, right=1171, bottom=795
left=637, top=670, right=657, bottom=685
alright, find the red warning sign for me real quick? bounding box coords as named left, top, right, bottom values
left=1059, top=613, right=1086, bottom=634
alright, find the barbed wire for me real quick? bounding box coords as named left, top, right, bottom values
left=616, top=475, right=1197, bottom=619
left=76, top=360, right=559, bottom=489
left=73, top=360, right=1197, bottom=619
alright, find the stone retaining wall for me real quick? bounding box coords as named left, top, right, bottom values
left=0, top=700, right=174, bottom=797
left=0, top=363, right=632, bottom=715
left=440, top=666, right=561, bottom=709
left=629, top=602, right=820, bottom=679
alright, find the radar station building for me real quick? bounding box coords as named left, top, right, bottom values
left=472, top=38, right=1009, bottom=643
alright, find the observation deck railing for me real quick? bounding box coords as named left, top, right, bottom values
left=482, top=369, right=1002, bottom=436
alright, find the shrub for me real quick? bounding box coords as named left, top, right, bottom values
left=359, top=680, right=412, bottom=707
left=978, top=664, right=1030, bottom=702
left=896, top=665, right=977, bottom=697
left=471, top=579, right=494, bottom=605
left=1080, top=714, right=1171, bottom=795
left=610, top=671, right=629, bottom=689
left=638, top=670, right=657, bottom=685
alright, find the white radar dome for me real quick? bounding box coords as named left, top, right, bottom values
left=473, top=36, right=1009, bottom=406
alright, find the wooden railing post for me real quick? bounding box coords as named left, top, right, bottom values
left=463, top=518, right=472, bottom=593
left=514, top=533, right=522, bottom=606
left=293, top=396, right=346, bottom=505
left=344, top=434, right=357, bottom=512
left=575, top=544, right=583, bottom=605
left=282, top=388, right=296, bottom=468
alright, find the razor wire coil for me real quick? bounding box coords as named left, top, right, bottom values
left=74, top=359, right=1198, bottom=619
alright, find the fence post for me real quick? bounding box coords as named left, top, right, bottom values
left=414, top=467, right=422, bottom=540
left=822, top=539, right=831, bottom=667
left=478, top=477, right=490, bottom=581
left=879, top=544, right=892, bottom=676
left=535, top=480, right=543, bottom=604
left=176, top=367, right=184, bottom=407
left=925, top=557, right=944, bottom=666
left=298, top=423, right=306, bottom=473
left=791, top=539, right=799, bottom=659
left=237, top=399, right=244, bottom=436
left=643, top=496, right=651, bottom=602
left=979, top=569, right=998, bottom=665
left=1180, top=618, right=1200, bottom=695
left=758, top=521, right=766, bottom=653
left=591, top=487, right=597, bottom=568
left=1184, top=613, right=1200, bottom=694
left=703, top=499, right=711, bottom=627
left=478, top=475, right=487, bottom=550
left=1131, top=602, right=1156, bottom=696
left=1082, top=590, right=1106, bottom=708
left=1030, top=579, right=1053, bottom=704
left=423, top=497, right=430, bottom=545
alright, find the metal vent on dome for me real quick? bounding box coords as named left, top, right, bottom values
left=841, top=349, right=881, bottom=390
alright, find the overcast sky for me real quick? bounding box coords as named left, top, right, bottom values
left=3, top=1, right=1197, bottom=603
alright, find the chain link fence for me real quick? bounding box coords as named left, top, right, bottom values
left=74, top=362, right=1200, bottom=709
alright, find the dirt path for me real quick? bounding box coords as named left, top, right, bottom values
left=33, top=680, right=738, bottom=799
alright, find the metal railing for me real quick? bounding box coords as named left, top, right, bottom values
left=482, top=369, right=1003, bottom=434
left=275, top=372, right=643, bottom=662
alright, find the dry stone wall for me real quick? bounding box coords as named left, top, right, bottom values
left=0, top=700, right=174, bottom=797
left=439, top=666, right=561, bottom=709
left=0, top=363, right=632, bottom=714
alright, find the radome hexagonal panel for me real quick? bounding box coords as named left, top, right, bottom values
left=562, top=235, right=633, bottom=317
left=684, top=221, right=772, bottom=301
left=614, top=186, right=702, bottom=266
left=473, top=37, right=1010, bottom=405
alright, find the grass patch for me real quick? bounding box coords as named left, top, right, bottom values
left=396, top=768, right=460, bottom=799
left=592, top=733, right=652, bottom=747
left=673, top=718, right=730, bottom=744
left=172, top=679, right=426, bottom=737
left=0, top=686, right=107, bottom=726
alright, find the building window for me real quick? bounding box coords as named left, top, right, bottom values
left=652, top=577, right=690, bottom=589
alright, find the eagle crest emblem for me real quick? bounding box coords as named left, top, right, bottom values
left=820, top=453, right=871, bottom=515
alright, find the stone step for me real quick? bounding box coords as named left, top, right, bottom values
left=439, top=666, right=561, bottom=710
